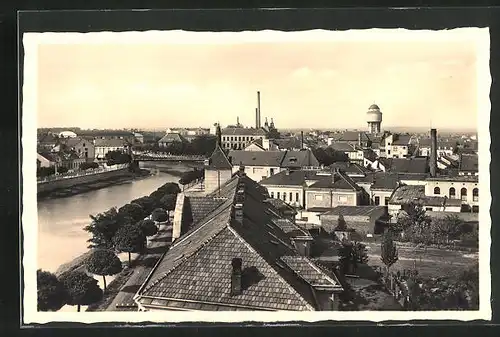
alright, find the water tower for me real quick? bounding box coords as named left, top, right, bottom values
left=367, top=104, right=382, bottom=134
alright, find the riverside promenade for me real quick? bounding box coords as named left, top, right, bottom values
left=104, top=223, right=173, bottom=311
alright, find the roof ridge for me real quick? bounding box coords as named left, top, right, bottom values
left=227, top=225, right=315, bottom=311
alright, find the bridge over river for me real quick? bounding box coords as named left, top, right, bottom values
left=133, top=153, right=206, bottom=163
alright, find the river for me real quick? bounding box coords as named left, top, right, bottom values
left=37, top=171, right=181, bottom=274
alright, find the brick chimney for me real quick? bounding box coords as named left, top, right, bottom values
left=230, top=258, right=243, bottom=296
left=238, top=164, right=245, bottom=176
left=430, top=128, right=438, bottom=177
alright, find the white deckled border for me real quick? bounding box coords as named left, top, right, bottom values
left=22, top=28, right=491, bottom=324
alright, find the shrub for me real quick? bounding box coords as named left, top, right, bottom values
left=37, top=269, right=67, bottom=312
left=138, top=219, right=158, bottom=237
left=151, top=208, right=168, bottom=222
left=59, top=271, right=103, bottom=312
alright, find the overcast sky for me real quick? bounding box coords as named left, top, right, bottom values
left=34, top=30, right=483, bottom=131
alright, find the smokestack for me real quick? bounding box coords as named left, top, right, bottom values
left=430, top=128, right=438, bottom=177
left=230, top=258, right=243, bottom=296
left=301, top=131, right=304, bottom=149
left=255, top=108, right=259, bottom=129
left=257, top=91, right=261, bottom=129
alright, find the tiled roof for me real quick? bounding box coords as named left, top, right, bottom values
left=281, top=150, right=320, bottom=168
left=260, top=169, right=319, bottom=187
left=61, top=137, right=86, bottom=148
left=222, top=127, right=267, bottom=136
left=329, top=162, right=371, bottom=176
left=321, top=205, right=387, bottom=217
left=272, top=218, right=310, bottom=238
left=370, top=172, right=400, bottom=191
left=228, top=150, right=286, bottom=167
left=135, top=174, right=340, bottom=311
left=363, top=149, right=378, bottom=162
left=185, top=197, right=227, bottom=226
left=308, top=171, right=361, bottom=191
left=38, top=152, right=60, bottom=163
left=94, top=138, right=127, bottom=148
left=264, top=198, right=298, bottom=216
left=158, top=133, right=187, bottom=143
left=388, top=185, right=425, bottom=205
left=207, top=144, right=233, bottom=170
left=386, top=158, right=428, bottom=174
left=392, top=134, right=412, bottom=145
left=274, top=137, right=303, bottom=150
left=329, top=143, right=356, bottom=152
left=426, top=175, right=478, bottom=183
left=280, top=256, right=340, bottom=288
left=330, top=131, right=370, bottom=143
left=459, top=154, right=478, bottom=172
left=38, top=133, right=58, bottom=144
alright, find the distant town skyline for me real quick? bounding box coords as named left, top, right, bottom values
left=35, top=30, right=482, bottom=130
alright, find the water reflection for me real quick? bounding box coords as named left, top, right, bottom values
left=37, top=172, right=179, bottom=273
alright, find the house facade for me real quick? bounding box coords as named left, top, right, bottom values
left=424, top=176, right=479, bottom=213
left=94, top=138, right=129, bottom=160
left=221, top=127, right=267, bottom=150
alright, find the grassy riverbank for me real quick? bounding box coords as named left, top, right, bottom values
left=37, top=169, right=151, bottom=201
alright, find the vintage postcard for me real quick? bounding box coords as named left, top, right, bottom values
left=22, top=28, right=491, bottom=324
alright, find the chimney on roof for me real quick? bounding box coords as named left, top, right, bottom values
left=238, top=164, right=245, bottom=176
left=230, top=258, right=243, bottom=296
left=301, top=131, right=304, bottom=150
left=430, top=128, right=438, bottom=177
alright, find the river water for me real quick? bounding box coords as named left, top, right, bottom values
left=37, top=171, right=181, bottom=274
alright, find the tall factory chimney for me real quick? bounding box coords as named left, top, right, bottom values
left=430, top=128, right=438, bottom=177
left=255, top=108, right=259, bottom=129
left=257, top=91, right=261, bottom=129
left=301, top=131, right=304, bottom=149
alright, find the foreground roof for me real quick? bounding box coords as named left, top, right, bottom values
left=228, top=150, right=287, bottom=167
left=135, top=174, right=341, bottom=311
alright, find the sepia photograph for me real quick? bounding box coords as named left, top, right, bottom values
left=21, top=26, right=491, bottom=323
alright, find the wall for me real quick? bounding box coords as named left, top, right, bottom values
left=232, top=165, right=281, bottom=182
left=305, top=189, right=359, bottom=210
left=222, top=135, right=265, bottom=151
left=37, top=167, right=130, bottom=194
left=204, top=168, right=233, bottom=194
left=371, top=190, right=393, bottom=206
left=425, top=180, right=479, bottom=208
left=314, top=290, right=340, bottom=311
left=297, top=210, right=323, bottom=225
left=264, top=185, right=304, bottom=208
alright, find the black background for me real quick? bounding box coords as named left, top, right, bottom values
left=2, top=2, right=500, bottom=337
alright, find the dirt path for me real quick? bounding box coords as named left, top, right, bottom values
left=104, top=224, right=172, bottom=311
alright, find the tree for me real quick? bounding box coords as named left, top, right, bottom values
left=151, top=208, right=168, bottom=223
left=59, top=271, right=103, bottom=312
left=335, top=214, right=347, bottom=231
left=131, top=196, right=158, bottom=215
left=157, top=182, right=181, bottom=195
left=160, top=194, right=178, bottom=215
left=432, top=214, right=466, bottom=244
left=394, top=201, right=432, bottom=243
left=85, top=249, right=123, bottom=291
left=380, top=232, right=399, bottom=276
left=37, top=269, right=67, bottom=312
left=337, top=240, right=368, bottom=275
left=84, top=208, right=133, bottom=249
left=112, top=224, right=146, bottom=266
left=105, top=150, right=131, bottom=165
left=138, top=219, right=158, bottom=240
left=118, top=203, right=146, bottom=222
left=189, top=135, right=217, bottom=156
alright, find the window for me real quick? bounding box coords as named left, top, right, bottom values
left=387, top=150, right=391, bottom=155
left=433, top=187, right=440, bottom=195
left=270, top=192, right=274, bottom=198
left=289, top=192, right=293, bottom=201
left=315, top=195, right=323, bottom=201
left=384, top=197, right=390, bottom=205
left=473, top=188, right=479, bottom=202
left=461, top=188, right=468, bottom=201
left=277, top=192, right=280, bottom=199
left=270, top=168, right=275, bottom=175
left=338, top=195, right=348, bottom=203
left=426, top=207, right=433, bottom=211
left=449, top=187, right=456, bottom=198
left=283, top=193, right=286, bottom=202
left=472, top=205, right=479, bottom=213
left=296, top=192, right=299, bottom=202
left=374, top=196, right=380, bottom=206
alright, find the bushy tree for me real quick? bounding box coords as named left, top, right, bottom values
left=37, top=166, right=56, bottom=178
left=335, top=214, right=347, bottom=231
left=151, top=208, right=168, bottom=223
left=338, top=240, right=368, bottom=275
left=179, top=169, right=204, bottom=185
left=160, top=194, right=178, bottom=214
left=85, top=249, right=123, bottom=291
left=118, top=203, right=146, bottom=222
left=131, top=196, right=158, bottom=215
left=311, top=147, right=349, bottom=166
left=432, top=214, right=467, bottom=244
left=157, top=182, right=181, bottom=195
left=59, top=271, right=103, bottom=312
left=113, top=224, right=146, bottom=266
left=84, top=208, right=133, bottom=249
left=37, top=269, right=67, bottom=312
left=138, top=219, right=158, bottom=238
left=381, top=232, right=399, bottom=275
left=79, top=162, right=99, bottom=170
left=58, top=166, right=69, bottom=174
left=105, top=150, right=131, bottom=165
left=394, top=202, right=432, bottom=241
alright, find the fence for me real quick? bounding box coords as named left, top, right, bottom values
left=134, top=152, right=206, bottom=161
left=37, top=164, right=129, bottom=184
